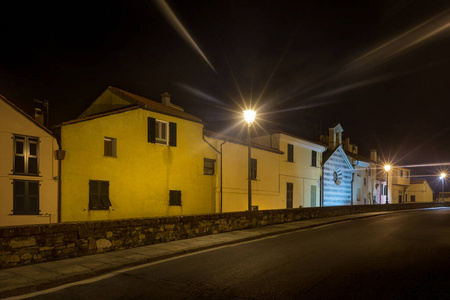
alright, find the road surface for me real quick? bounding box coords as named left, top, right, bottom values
left=23, top=208, right=450, bottom=299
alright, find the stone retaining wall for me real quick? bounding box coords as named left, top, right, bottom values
left=0, top=203, right=446, bottom=269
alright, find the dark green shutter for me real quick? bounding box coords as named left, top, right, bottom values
left=148, top=117, right=156, bottom=143
left=169, top=122, right=177, bottom=147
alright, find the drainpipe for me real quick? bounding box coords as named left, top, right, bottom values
left=202, top=130, right=226, bottom=213
left=320, top=165, right=324, bottom=207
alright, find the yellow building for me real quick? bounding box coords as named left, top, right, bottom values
left=0, top=94, right=59, bottom=226
left=406, top=179, right=433, bottom=203
left=59, top=87, right=217, bottom=222
left=204, top=131, right=283, bottom=212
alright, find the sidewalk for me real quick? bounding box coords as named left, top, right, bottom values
left=0, top=211, right=392, bottom=298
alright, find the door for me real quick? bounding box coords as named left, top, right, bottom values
left=286, top=183, right=293, bottom=209
left=398, top=195, right=402, bottom=203
left=311, top=185, right=317, bottom=207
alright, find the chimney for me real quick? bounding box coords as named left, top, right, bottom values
left=370, top=149, right=377, bottom=162
left=328, top=128, right=336, bottom=149
left=34, top=108, right=44, bottom=126
left=161, top=92, right=171, bottom=106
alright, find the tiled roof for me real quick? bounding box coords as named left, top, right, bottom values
left=0, top=93, right=53, bottom=135
left=108, top=87, right=203, bottom=123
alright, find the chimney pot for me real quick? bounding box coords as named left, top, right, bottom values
left=161, top=92, right=171, bottom=106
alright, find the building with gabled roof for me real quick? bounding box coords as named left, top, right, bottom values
left=406, top=179, right=433, bottom=203
left=0, top=94, right=59, bottom=226
left=58, top=87, right=217, bottom=222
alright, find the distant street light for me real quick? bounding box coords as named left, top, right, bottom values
left=440, top=173, right=446, bottom=202
left=244, top=110, right=256, bottom=211
left=384, top=165, right=391, bottom=204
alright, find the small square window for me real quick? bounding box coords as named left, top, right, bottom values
left=104, top=137, right=117, bottom=157
left=169, top=190, right=182, bottom=206
left=204, top=158, right=215, bottom=175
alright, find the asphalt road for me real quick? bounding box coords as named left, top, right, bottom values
left=24, top=208, right=450, bottom=300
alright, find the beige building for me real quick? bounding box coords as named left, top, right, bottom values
left=387, top=167, right=410, bottom=204
left=406, top=179, right=433, bottom=203
left=0, top=94, right=59, bottom=226
left=254, top=131, right=326, bottom=208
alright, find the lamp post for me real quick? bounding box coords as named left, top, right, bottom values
left=440, top=173, right=446, bottom=202
left=384, top=165, right=391, bottom=204
left=244, top=110, right=256, bottom=211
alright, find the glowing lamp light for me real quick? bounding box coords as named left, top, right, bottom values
left=243, top=110, right=256, bottom=125
left=384, top=165, right=391, bottom=172
left=440, top=173, right=446, bottom=179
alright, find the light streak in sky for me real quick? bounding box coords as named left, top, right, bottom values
left=346, top=9, right=450, bottom=74
left=153, top=0, right=216, bottom=73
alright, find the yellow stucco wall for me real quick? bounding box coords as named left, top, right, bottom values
left=60, top=108, right=217, bottom=222
left=406, top=182, right=433, bottom=203
left=0, top=99, right=59, bottom=226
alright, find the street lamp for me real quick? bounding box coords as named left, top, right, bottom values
left=384, top=165, right=391, bottom=204
left=244, top=110, right=256, bottom=211
left=440, top=173, right=446, bottom=202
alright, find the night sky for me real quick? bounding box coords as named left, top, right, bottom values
left=1, top=1, right=450, bottom=190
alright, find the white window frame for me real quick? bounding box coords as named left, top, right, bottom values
left=155, top=120, right=169, bottom=145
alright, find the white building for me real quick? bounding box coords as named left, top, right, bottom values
left=0, top=94, right=59, bottom=226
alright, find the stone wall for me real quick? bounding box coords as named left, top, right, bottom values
left=0, top=202, right=446, bottom=269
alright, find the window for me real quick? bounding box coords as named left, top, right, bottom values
left=311, top=150, right=317, bottom=167
left=89, top=180, right=111, bottom=210
left=169, top=190, right=182, bottom=206
left=411, top=195, right=416, bottom=202
left=287, top=144, right=294, bottom=162
left=333, top=168, right=342, bottom=185
left=104, top=137, right=117, bottom=157
left=14, top=135, right=39, bottom=175
left=286, top=182, right=293, bottom=209
left=311, top=185, right=317, bottom=207
left=364, top=178, right=367, bottom=186
left=384, top=185, right=387, bottom=195
left=368, top=169, right=372, bottom=177
left=155, top=120, right=168, bottom=144
left=406, top=171, right=409, bottom=179
left=251, top=158, right=257, bottom=180
left=148, top=117, right=177, bottom=146
left=204, top=158, right=215, bottom=175
left=400, top=170, right=403, bottom=177
left=13, top=180, right=40, bottom=215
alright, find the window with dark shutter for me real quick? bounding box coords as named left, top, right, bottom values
left=148, top=117, right=156, bottom=143
left=311, top=150, right=317, bottom=167
left=89, top=180, right=111, bottom=210
left=251, top=158, right=257, bottom=180
left=204, top=158, right=215, bottom=175
left=13, top=180, right=40, bottom=215
left=287, top=144, right=294, bottom=162
left=169, top=122, right=177, bottom=147
left=169, top=190, right=182, bottom=206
